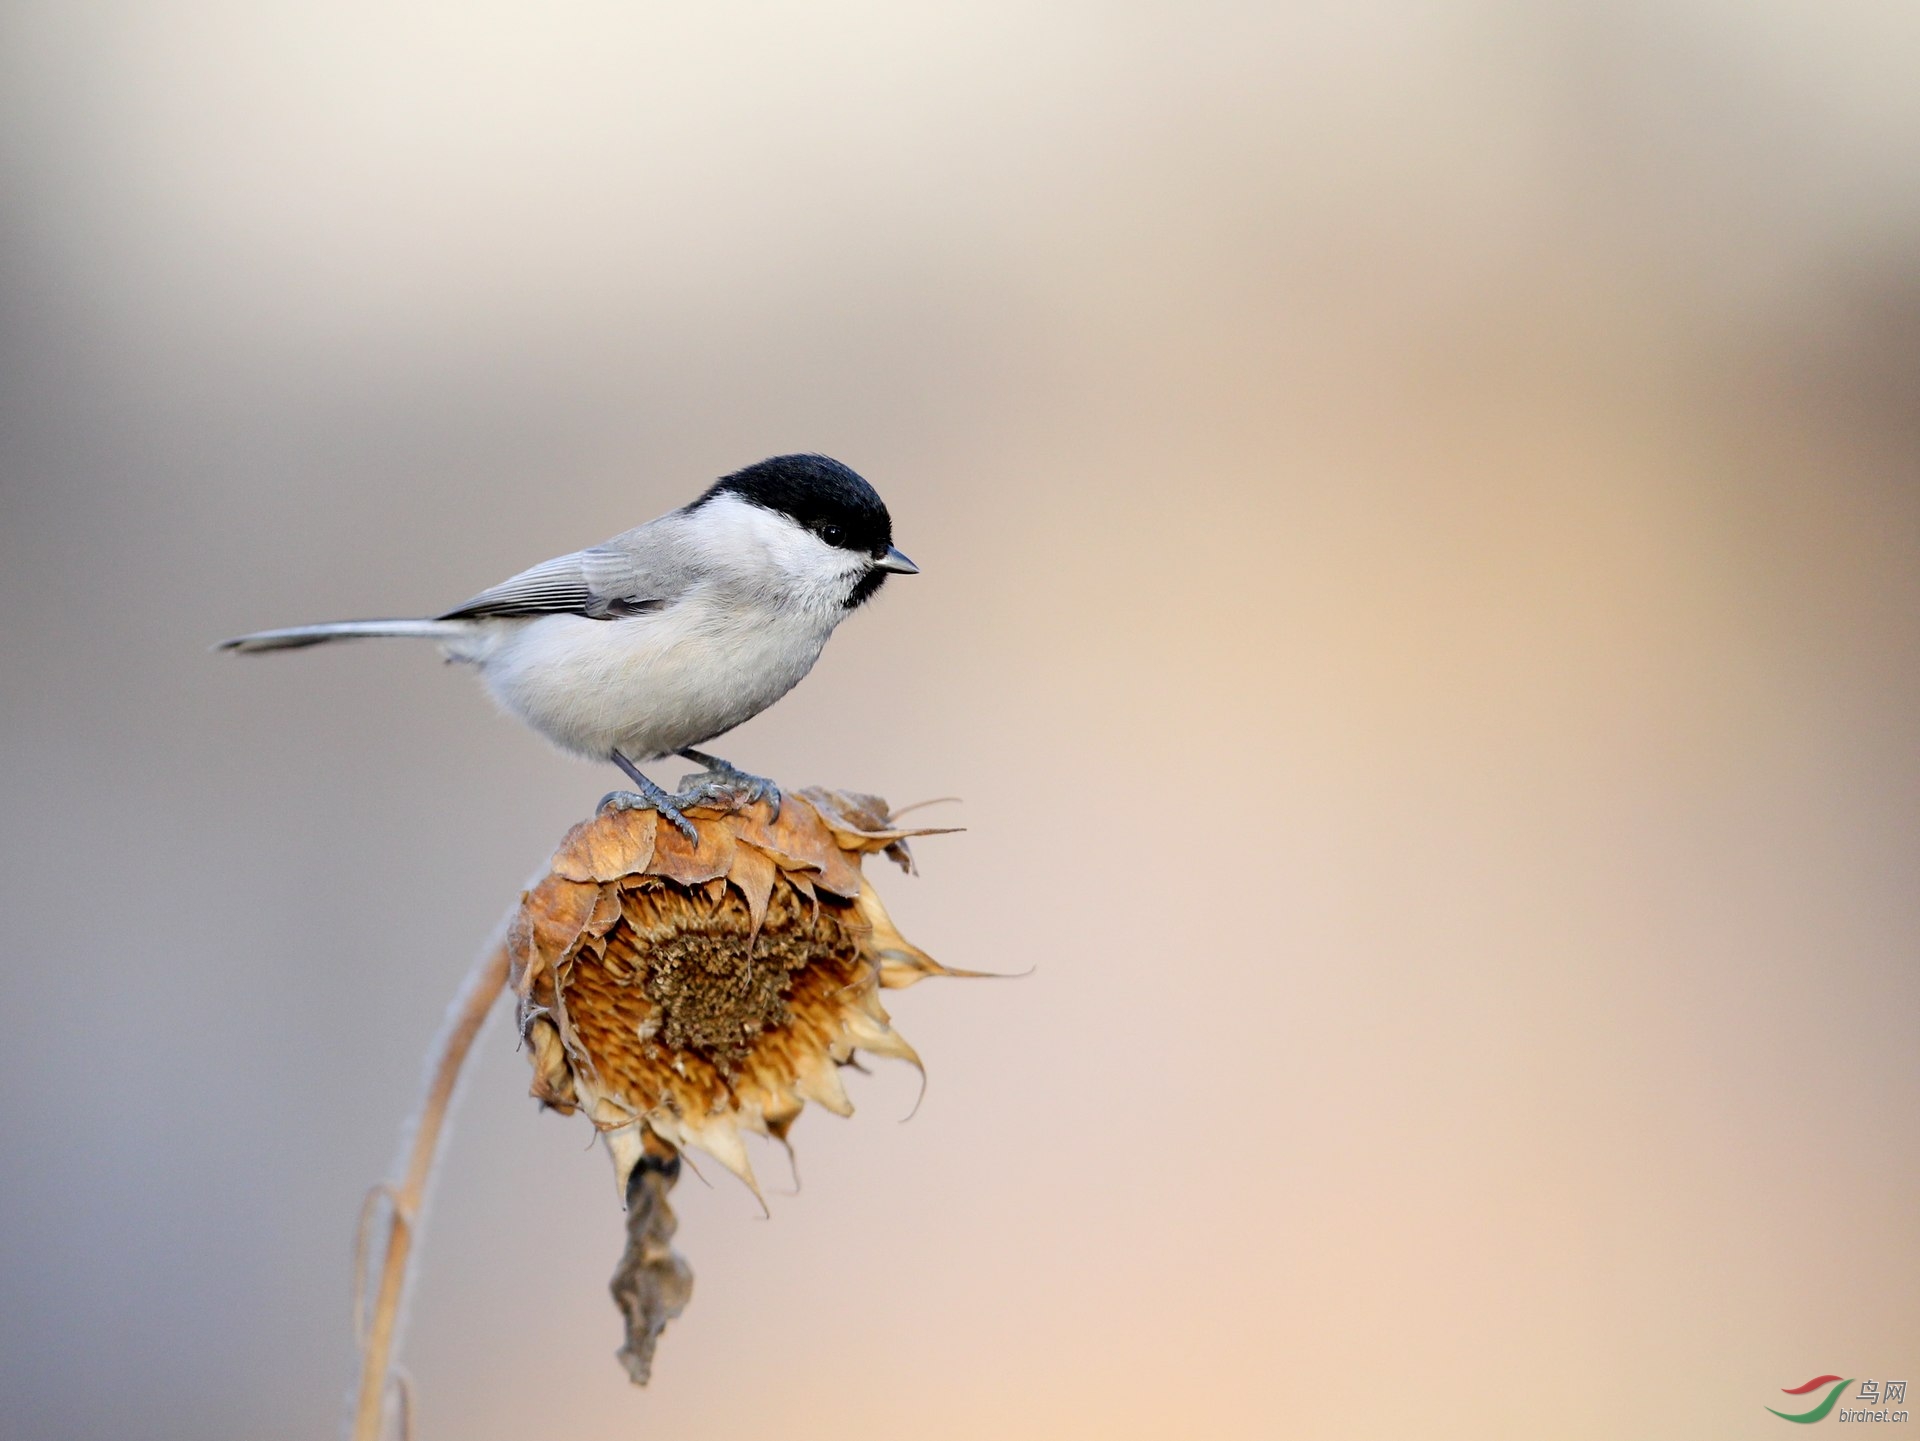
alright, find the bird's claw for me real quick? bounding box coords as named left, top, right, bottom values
left=673, top=767, right=782, bottom=819
left=598, top=788, right=700, bottom=845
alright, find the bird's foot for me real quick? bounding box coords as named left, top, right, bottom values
left=673, top=759, right=782, bottom=819
left=598, top=782, right=699, bottom=845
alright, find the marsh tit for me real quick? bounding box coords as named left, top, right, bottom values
left=218, top=453, right=918, bottom=839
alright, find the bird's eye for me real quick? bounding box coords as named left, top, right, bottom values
left=819, top=523, right=845, bottom=545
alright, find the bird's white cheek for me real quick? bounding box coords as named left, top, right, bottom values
left=690, top=495, right=866, bottom=604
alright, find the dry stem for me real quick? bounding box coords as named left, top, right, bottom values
left=350, top=914, right=513, bottom=1441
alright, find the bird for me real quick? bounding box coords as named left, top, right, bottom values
left=218, top=453, right=918, bottom=840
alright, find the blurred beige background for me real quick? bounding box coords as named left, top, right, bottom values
left=2, top=4, right=1916, bottom=1438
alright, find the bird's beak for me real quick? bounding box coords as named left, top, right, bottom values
left=876, top=546, right=919, bottom=574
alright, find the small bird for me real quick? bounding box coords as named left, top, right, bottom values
left=218, top=453, right=917, bottom=839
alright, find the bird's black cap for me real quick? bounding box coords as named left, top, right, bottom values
left=693, top=453, right=894, bottom=559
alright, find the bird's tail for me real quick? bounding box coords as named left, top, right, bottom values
left=214, top=618, right=472, bottom=653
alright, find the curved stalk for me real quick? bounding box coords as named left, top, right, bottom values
left=350, top=918, right=512, bottom=1441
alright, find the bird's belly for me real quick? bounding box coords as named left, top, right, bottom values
left=475, top=607, right=831, bottom=760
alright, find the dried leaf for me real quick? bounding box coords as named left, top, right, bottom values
left=610, top=1144, right=693, bottom=1386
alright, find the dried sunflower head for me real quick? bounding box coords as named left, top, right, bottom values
left=508, top=788, right=966, bottom=1201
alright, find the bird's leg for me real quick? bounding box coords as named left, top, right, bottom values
left=602, top=752, right=700, bottom=844
left=674, top=747, right=782, bottom=819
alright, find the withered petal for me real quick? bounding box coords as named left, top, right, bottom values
left=648, top=816, right=737, bottom=885
left=725, top=841, right=778, bottom=940
left=509, top=874, right=601, bottom=994
left=586, top=885, right=623, bottom=938
left=796, top=787, right=890, bottom=833
left=751, top=796, right=851, bottom=879
left=524, top=1016, right=580, bottom=1113
left=792, top=1054, right=855, bottom=1116
left=797, top=786, right=964, bottom=849
left=553, top=808, right=657, bottom=882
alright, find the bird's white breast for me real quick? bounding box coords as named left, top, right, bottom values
left=468, top=583, right=841, bottom=761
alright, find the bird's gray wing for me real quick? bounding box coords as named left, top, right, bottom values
left=436, top=544, right=674, bottom=621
